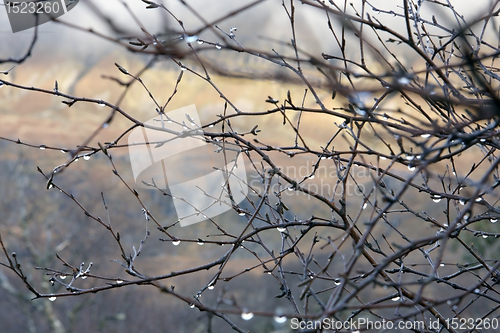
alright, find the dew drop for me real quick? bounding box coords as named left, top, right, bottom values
left=459, top=199, right=465, bottom=206
left=197, top=39, right=204, bottom=45
left=48, top=296, right=57, bottom=302
left=197, top=241, right=204, bottom=246
left=334, top=278, right=341, bottom=286
left=238, top=211, right=245, bottom=216
left=208, top=285, right=214, bottom=290
left=190, top=303, right=195, bottom=308
left=480, top=138, right=486, bottom=142
left=98, top=102, right=105, bottom=107
left=172, top=240, right=181, bottom=246
left=408, top=165, right=415, bottom=171
left=83, top=155, right=90, bottom=161
left=61, top=150, right=66, bottom=153
left=39, top=145, right=46, bottom=150
left=475, top=197, right=483, bottom=202
left=421, top=133, right=431, bottom=138
left=362, top=202, right=368, bottom=209
left=392, top=296, right=400, bottom=301
left=321, top=156, right=326, bottom=160
left=116, top=280, right=123, bottom=284
left=241, top=311, right=254, bottom=320
left=273, top=315, right=287, bottom=324
left=491, top=218, right=497, bottom=223
left=215, top=43, right=222, bottom=50
left=48, top=184, right=53, bottom=189
left=0, top=82, right=4, bottom=88
left=380, top=156, right=387, bottom=160
left=482, top=234, right=488, bottom=238
left=440, top=263, right=445, bottom=267
left=81, top=275, right=87, bottom=280
left=60, top=275, right=66, bottom=280
left=180, top=66, right=187, bottom=71
left=277, top=227, right=286, bottom=232
left=474, top=288, right=480, bottom=294
left=432, top=196, right=442, bottom=203
left=308, top=175, right=315, bottom=179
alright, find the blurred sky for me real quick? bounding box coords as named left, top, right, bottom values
left=1, top=0, right=495, bottom=64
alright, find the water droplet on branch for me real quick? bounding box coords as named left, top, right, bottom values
left=241, top=311, right=254, bottom=320
left=273, top=315, right=287, bottom=324
left=432, top=196, right=442, bottom=203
